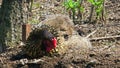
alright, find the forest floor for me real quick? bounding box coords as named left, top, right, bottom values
left=0, top=0, right=120, bottom=68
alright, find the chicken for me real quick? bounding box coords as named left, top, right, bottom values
left=23, top=27, right=57, bottom=58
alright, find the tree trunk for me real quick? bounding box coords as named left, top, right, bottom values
left=0, top=0, right=29, bottom=53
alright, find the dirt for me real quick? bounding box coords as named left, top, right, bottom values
left=0, top=0, right=120, bottom=68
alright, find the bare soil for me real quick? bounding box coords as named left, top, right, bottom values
left=0, top=0, right=120, bottom=68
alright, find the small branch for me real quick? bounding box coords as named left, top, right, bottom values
left=88, top=5, right=94, bottom=22
left=20, top=59, right=44, bottom=65
left=86, top=28, right=99, bottom=38
left=29, top=59, right=44, bottom=63
left=77, top=0, right=83, bottom=20
left=89, top=35, right=120, bottom=41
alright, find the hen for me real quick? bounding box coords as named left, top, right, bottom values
left=23, top=25, right=57, bottom=58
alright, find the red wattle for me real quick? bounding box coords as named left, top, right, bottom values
left=45, top=37, right=57, bottom=52
left=52, top=37, right=57, bottom=48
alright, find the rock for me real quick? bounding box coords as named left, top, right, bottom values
left=40, top=14, right=75, bottom=35
left=20, top=59, right=28, bottom=65
left=86, top=59, right=100, bottom=68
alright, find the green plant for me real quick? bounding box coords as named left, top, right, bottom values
left=64, top=0, right=76, bottom=20
left=64, top=0, right=84, bottom=22
left=88, top=0, right=104, bottom=19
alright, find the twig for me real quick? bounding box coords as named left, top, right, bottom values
left=31, top=59, right=44, bottom=63
left=89, top=35, right=120, bottom=41
left=86, top=28, right=99, bottom=38
left=20, top=59, right=44, bottom=65
left=88, top=5, right=94, bottom=22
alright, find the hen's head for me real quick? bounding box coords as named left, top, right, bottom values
left=41, top=29, right=57, bottom=52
